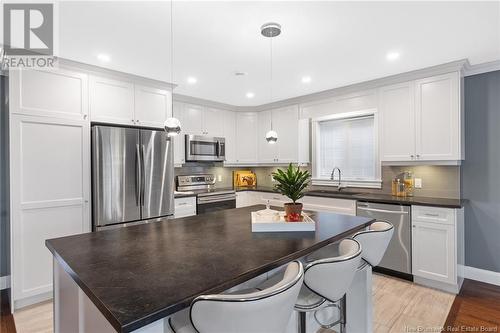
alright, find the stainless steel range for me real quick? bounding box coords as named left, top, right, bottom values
left=176, top=174, right=236, bottom=215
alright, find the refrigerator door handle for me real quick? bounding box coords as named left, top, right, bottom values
left=141, top=144, right=146, bottom=206
left=135, top=144, right=142, bottom=206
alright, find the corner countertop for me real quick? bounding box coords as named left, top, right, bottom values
left=46, top=206, right=373, bottom=333
left=234, top=186, right=465, bottom=209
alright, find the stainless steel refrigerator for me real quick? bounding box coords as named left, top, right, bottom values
left=92, top=125, right=174, bottom=230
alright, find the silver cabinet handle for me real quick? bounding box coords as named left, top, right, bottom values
left=410, top=155, right=415, bottom=159
left=424, top=213, right=440, bottom=217
left=83, top=114, right=88, bottom=120
left=357, top=207, right=409, bottom=215
left=177, top=202, right=188, bottom=206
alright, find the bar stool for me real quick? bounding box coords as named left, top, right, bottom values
left=295, top=238, right=362, bottom=333
left=352, top=221, right=394, bottom=268
left=168, top=261, right=304, bottom=333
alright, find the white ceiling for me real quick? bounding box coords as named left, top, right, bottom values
left=57, top=1, right=500, bottom=106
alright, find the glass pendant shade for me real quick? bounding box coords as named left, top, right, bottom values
left=266, top=130, right=278, bottom=144
left=164, top=117, right=181, bottom=137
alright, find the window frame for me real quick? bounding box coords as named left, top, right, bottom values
left=311, top=109, right=382, bottom=188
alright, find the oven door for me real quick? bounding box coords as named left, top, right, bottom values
left=185, top=135, right=225, bottom=162
left=197, top=194, right=236, bottom=214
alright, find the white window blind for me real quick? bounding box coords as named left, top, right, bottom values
left=317, top=115, right=376, bottom=181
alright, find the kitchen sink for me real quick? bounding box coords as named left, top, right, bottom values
left=306, top=190, right=363, bottom=196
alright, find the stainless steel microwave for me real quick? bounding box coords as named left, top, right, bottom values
left=185, top=135, right=225, bottom=162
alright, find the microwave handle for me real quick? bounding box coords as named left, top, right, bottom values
left=217, top=140, right=221, bottom=157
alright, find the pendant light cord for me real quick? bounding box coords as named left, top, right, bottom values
left=170, top=0, right=174, bottom=86
left=269, top=30, right=273, bottom=130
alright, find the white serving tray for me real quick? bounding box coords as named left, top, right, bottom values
left=251, top=211, right=316, bottom=232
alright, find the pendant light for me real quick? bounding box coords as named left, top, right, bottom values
left=164, top=0, right=182, bottom=137
left=262, top=22, right=281, bottom=144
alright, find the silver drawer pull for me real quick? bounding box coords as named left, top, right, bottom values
left=423, top=213, right=440, bottom=217
left=177, top=202, right=189, bottom=206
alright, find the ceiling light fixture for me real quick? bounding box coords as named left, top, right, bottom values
left=386, top=51, right=400, bottom=61
left=246, top=92, right=255, bottom=99
left=97, top=54, right=111, bottom=62
left=302, top=76, right=312, bottom=84
left=164, top=0, right=181, bottom=137
left=187, top=77, right=197, bottom=84
left=261, top=22, right=281, bottom=144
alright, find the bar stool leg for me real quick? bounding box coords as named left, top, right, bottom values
left=339, top=295, right=347, bottom=333
left=298, top=311, right=306, bottom=333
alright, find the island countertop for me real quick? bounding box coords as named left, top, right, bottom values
left=46, top=206, right=374, bottom=333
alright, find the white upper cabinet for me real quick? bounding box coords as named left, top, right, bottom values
left=203, top=108, right=225, bottom=136
left=90, top=75, right=135, bottom=125
left=379, top=71, right=462, bottom=163
left=235, top=112, right=258, bottom=164
left=415, top=72, right=461, bottom=161
left=134, top=85, right=171, bottom=128
left=257, top=110, right=278, bottom=163
left=173, top=101, right=186, bottom=166
left=274, top=106, right=299, bottom=163
left=379, top=82, right=416, bottom=161
left=9, top=67, right=88, bottom=120
left=222, top=110, right=237, bottom=164
left=182, top=103, right=204, bottom=135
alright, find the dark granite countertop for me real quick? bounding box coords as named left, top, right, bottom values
left=234, top=186, right=464, bottom=208
left=46, top=206, right=373, bottom=333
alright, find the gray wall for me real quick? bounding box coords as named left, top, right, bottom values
left=0, top=74, right=9, bottom=278
left=462, top=70, right=500, bottom=273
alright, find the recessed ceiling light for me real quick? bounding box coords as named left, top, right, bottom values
left=187, top=77, right=197, bottom=84
left=246, top=92, right=255, bottom=99
left=386, top=51, right=400, bottom=61
left=301, top=76, right=312, bottom=84
left=97, top=53, right=111, bottom=62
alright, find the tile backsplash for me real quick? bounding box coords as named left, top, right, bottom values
left=175, top=163, right=461, bottom=199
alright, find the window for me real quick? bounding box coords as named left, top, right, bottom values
left=312, top=111, right=381, bottom=188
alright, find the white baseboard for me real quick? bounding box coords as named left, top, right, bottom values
left=0, top=275, right=10, bottom=290
left=464, top=266, right=500, bottom=286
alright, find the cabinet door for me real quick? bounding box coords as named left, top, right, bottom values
left=415, top=72, right=460, bottom=161
left=298, top=118, right=310, bottom=164
left=257, top=110, right=278, bottom=163
left=10, top=115, right=90, bottom=307
left=236, top=192, right=248, bottom=208
left=235, top=112, right=258, bottom=164
left=222, top=110, right=237, bottom=164
left=274, top=106, right=299, bottom=163
left=379, top=82, right=415, bottom=161
left=182, top=103, right=204, bottom=135
left=134, top=85, right=171, bottom=128
left=173, top=101, right=185, bottom=166
left=89, top=75, right=134, bottom=125
left=9, top=67, right=88, bottom=120
left=174, top=197, right=197, bottom=218
left=412, top=220, right=455, bottom=284
left=203, top=108, right=224, bottom=136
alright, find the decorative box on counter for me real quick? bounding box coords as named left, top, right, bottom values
left=251, top=209, right=316, bottom=232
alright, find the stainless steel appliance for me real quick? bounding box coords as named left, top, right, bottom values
left=92, top=125, right=174, bottom=229
left=356, top=202, right=412, bottom=278
left=185, top=135, right=225, bottom=162
left=176, top=174, right=236, bottom=214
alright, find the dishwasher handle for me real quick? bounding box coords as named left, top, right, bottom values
left=357, top=206, right=409, bottom=215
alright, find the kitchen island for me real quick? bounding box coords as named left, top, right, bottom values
left=46, top=205, right=374, bottom=333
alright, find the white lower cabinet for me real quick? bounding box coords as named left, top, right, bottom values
left=411, top=205, right=464, bottom=293
left=174, top=197, right=197, bottom=218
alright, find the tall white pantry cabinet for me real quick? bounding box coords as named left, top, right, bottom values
left=8, top=63, right=173, bottom=309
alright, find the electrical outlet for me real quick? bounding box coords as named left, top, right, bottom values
left=414, top=178, right=422, bottom=188
left=217, top=174, right=222, bottom=182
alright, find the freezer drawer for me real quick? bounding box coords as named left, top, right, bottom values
left=356, top=202, right=412, bottom=274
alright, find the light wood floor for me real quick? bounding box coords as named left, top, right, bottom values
left=12, top=274, right=455, bottom=333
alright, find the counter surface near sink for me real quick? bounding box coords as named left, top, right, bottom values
left=234, top=186, right=465, bottom=208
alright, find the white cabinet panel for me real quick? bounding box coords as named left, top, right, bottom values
left=223, top=110, right=237, bottom=164
left=274, top=106, right=299, bottom=163
left=412, top=220, right=455, bottom=284
left=203, top=108, right=224, bottom=136
left=415, top=72, right=460, bottom=161
left=134, top=85, right=171, bottom=128
left=298, top=118, right=310, bottom=164
left=10, top=68, right=88, bottom=120
left=235, top=112, right=258, bottom=164
left=174, top=197, right=196, bottom=218
left=10, top=115, right=90, bottom=307
left=182, top=103, right=204, bottom=135
left=90, top=76, right=134, bottom=125
left=379, top=82, right=415, bottom=162
left=257, top=110, right=278, bottom=163
left=173, top=101, right=185, bottom=166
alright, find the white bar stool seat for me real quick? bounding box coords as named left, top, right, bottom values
left=168, top=261, right=304, bottom=333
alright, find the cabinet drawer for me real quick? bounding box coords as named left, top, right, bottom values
left=412, top=206, right=454, bottom=225
left=175, top=196, right=196, bottom=208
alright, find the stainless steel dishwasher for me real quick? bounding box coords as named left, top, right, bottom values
left=356, top=201, right=412, bottom=279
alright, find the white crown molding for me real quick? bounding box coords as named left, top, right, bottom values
left=464, top=265, right=500, bottom=286
left=464, top=60, right=500, bottom=77
left=173, top=93, right=254, bottom=112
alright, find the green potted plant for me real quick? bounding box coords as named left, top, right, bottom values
left=272, top=164, right=311, bottom=222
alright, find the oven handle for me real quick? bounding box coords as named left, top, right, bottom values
left=197, top=194, right=237, bottom=204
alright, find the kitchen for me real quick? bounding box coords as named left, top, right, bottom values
left=1, top=1, right=500, bottom=333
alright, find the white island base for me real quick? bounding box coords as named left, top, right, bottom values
left=54, top=260, right=372, bottom=333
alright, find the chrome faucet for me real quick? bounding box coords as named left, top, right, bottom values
left=330, top=167, right=343, bottom=190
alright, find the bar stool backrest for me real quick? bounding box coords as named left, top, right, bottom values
left=353, top=221, right=394, bottom=267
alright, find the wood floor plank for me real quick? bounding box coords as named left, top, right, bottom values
left=0, top=289, right=17, bottom=333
